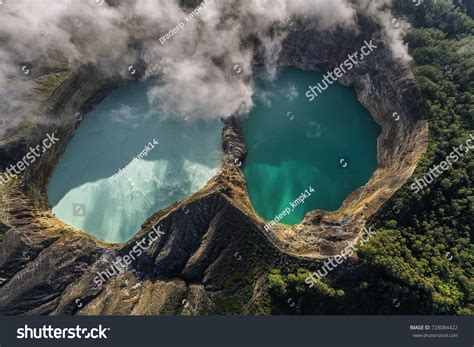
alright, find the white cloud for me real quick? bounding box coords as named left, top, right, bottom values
left=0, top=0, right=408, bottom=132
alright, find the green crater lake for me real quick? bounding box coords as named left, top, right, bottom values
left=241, top=67, right=381, bottom=225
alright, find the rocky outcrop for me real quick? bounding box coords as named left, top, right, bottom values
left=0, top=20, right=427, bottom=314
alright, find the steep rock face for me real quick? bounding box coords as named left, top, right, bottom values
left=0, top=22, right=427, bottom=314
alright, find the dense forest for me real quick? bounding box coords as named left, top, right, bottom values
left=265, top=0, right=473, bottom=315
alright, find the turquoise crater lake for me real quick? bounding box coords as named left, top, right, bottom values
left=47, top=81, right=224, bottom=243
left=241, top=67, right=381, bottom=225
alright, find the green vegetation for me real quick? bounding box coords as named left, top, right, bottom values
left=266, top=0, right=473, bottom=315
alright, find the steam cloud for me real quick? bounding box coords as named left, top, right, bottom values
left=0, top=0, right=409, bottom=138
